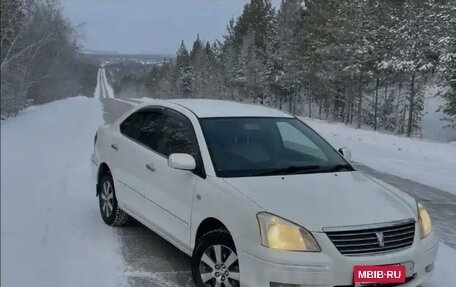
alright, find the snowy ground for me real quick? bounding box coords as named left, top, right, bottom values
left=1, top=97, right=125, bottom=287
left=302, top=117, right=456, bottom=195
left=427, top=244, right=456, bottom=287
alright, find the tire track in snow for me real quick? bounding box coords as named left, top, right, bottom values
left=100, top=68, right=111, bottom=98
left=100, top=68, right=108, bottom=99
left=125, top=271, right=193, bottom=287
left=94, top=67, right=111, bottom=99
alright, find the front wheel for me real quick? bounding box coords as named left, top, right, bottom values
left=192, top=229, right=240, bottom=287
left=98, top=174, right=130, bottom=226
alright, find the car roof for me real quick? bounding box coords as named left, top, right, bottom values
left=147, top=99, right=294, bottom=118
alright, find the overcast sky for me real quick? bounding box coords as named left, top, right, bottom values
left=63, top=0, right=279, bottom=55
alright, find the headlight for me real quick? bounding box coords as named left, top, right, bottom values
left=418, top=202, right=432, bottom=238
left=257, top=212, right=320, bottom=252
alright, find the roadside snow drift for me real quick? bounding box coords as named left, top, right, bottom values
left=303, top=118, right=456, bottom=195
left=1, top=97, right=125, bottom=287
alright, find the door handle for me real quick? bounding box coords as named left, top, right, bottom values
left=110, top=144, right=119, bottom=151
left=145, top=163, right=156, bottom=172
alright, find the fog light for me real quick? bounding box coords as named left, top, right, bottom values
left=425, top=263, right=434, bottom=272
left=270, top=283, right=302, bottom=287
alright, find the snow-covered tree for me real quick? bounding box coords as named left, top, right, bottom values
left=142, top=0, right=454, bottom=138
left=175, top=40, right=193, bottom=97
left=435, top=1, right=456, bottom=127
left=379, top=0, right=440, bottom=136
left=276, top=0, right=305, bottom=112
left=1, top=0, right=96, bottom=117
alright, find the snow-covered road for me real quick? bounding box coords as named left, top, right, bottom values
left=95, top=67, right=115, bottom=99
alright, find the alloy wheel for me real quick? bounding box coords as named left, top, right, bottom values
left=100, top=180, right=114, bottom=218
left=199, top=244, right=240, bottom=287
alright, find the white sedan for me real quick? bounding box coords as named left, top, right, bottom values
left=91, top=99, right=438, bottom=287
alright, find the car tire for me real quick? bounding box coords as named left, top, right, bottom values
left=98, top=174, right=130, bottom=226
left=192, top=229, right=240, bottom=287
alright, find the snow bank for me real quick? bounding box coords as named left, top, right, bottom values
left=1, top=97, right=125, bottom=287
left=302, top=117, right=456, bottom=195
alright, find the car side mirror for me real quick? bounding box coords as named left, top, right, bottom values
left=168, top=153, right=196, bottom=170
left=338, top=147, right=352, bottom=161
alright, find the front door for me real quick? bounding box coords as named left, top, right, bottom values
left=142, top=109, right=203, bottom=246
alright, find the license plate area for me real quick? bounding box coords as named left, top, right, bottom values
left=354, top=261, right=414, bottom=287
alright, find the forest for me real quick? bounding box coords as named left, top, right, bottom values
left=1, top=0, right=98, bottom=118
left=126, top=0, right=456, bottom=137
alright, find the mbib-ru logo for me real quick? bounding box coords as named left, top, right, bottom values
left=354, top=265, right=406, bottom=284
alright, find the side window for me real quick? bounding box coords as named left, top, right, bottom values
left=276, top=121, right=327, bottom=161
left=136, top=112, right=163, bottom=150
left=120, top=110, right=163, bottom=150
left=120, top=112, right=141, bottom=139
left=156, top=114, right=199, bottom=157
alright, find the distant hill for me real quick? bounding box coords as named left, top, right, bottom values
left=81, top=49, right=119, bottom=55
left=80, top=52, right=173, bottom=66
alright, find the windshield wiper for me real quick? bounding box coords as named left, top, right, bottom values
left=258, top=165, right=321, bottom=176
left=328, top=164, right=354, bottom=172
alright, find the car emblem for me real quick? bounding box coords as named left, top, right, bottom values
left=375, top=232, right=385, bottom=247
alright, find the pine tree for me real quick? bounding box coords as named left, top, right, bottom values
left=436, top=1, right=456, bottom=128
left=190, top=34, right=203, bottom=62
left=382, top=0, right=439, bottom=136
left=175, top=40, right=193, bottom=97
left=220, top=19, right=241, bottom=99
left=276, top=0, right=304, bottom=112
left=189, top=35, right=208, bottom=96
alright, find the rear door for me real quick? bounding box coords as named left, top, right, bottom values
left=113, top=108, right=165, bottom=213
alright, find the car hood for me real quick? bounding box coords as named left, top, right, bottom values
left=224, top=171, right=417, bottom=232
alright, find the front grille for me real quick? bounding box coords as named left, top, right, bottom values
left=324, top=219, right=415, bottom=256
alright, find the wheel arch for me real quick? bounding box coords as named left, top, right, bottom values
left=96, top=162, right=111, bottom=196
left=194, top=217, right=231, bottom=247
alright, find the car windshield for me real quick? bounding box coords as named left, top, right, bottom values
left=200, top=117, right=353, bottom=177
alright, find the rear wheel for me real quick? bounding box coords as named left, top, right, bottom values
left=192, top=229, right=240, bottom=287
left=98, top=174, right=130, bottom=226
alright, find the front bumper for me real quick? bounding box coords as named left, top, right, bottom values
left=238, top=229, right=438, bottom=287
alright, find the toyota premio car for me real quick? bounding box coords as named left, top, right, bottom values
left=90, top=99, right=438, bottom=287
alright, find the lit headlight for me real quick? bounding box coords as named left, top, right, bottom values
left=257, top=212, right=320, bottom=252
left=418, top=203, right=432, bottom=238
